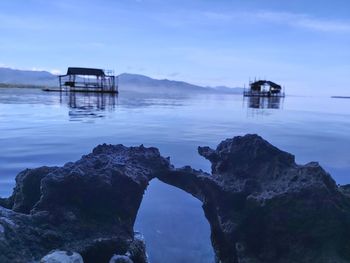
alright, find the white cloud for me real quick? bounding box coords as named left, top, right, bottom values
left=0, top=64, right=62, bottom=74
left=49, top=69, right=62, bottom=75
left=254, top=11, right=350, bottom=33
left=0, top=63, right=11, bottom=68
left=31, top=67, right=46, bottom=72
left=159, top=9, right=350, bottom=33
left=26, top=67, right=62, bottom=74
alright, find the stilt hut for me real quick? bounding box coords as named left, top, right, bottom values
left=244, top=80, right=284, bottom=97
left=58, top=67, right=118, bottom=93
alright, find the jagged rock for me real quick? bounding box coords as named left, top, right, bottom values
left=0, top=135, right=349, bottom=263
left=193, top=135, right=350, bottom=263
left=0, top=198, right=6, bottom=208
left=12, top=166, right=58, bottom=213
left=125, top=232, right=148, bottom=263
left=156, top=135, right=350, bottom=262
left=109, top=255, right=134, bottom=263
left=340, top=185, right=350, bottom=198
left=40, top=250, right=84, bottom=263
left=0, top=144, right=167, bottom=263
left=0, top=223, right=5, bottom=236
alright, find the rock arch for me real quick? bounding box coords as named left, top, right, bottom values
left=1, top=135, right=350, bottom=263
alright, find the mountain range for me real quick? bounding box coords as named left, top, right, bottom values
left=0, top=67, right=243, bottom=94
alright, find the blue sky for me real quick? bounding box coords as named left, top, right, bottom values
left=1, top=0, right=350, bottom=94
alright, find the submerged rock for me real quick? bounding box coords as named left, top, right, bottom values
left=0, top=134, right=349, bottom=263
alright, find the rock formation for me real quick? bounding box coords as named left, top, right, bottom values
left=0, top=144, right=168, bottom=263
left=0, top=134, right=350, bottom=263
left=40, top=250, right=84, bottom=263
left=184, top=135, right=350, bottom=263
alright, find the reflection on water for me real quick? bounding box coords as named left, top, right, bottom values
left=61, top=93, right=285, bottom=121
left=58, top=91, right=188, bottom=121
left=244, top=96, right=284, bottom=109
left=61, top=92, right=118, bottom=120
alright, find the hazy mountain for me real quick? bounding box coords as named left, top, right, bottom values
left=118, top=73, right=243, bottom=94
left=0, top=68, right=243, bottom=94
left=0, top=68, right=57, bottom=86
left=210, top=85, right=245, bottom=94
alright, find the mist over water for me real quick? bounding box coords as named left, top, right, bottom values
left=1, top=88, right=350, bottom=263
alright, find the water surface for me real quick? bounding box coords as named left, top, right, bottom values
left=0, top=88, right=349, bottom=263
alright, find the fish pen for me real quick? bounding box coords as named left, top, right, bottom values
left=243, top=80, right=285, bottom=97
left=58, top=67, right=118, bottom=93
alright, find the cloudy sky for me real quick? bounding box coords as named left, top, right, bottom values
left=0, top=0, right=350, bottom=94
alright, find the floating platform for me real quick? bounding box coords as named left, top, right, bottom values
left=243, top=91, right=285, bottom=98
left=57, top=67, right=118, bottom=94
left=243, top=80, right=285, bottom=98
left=42, top=88, right=118, bottom=94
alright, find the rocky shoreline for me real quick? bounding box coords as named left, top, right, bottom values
left=1, top=134, right=350, bottom=263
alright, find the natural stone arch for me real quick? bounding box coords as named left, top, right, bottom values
left=1, top=134, right=350, bottom=263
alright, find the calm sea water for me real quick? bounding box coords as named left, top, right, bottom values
left=0, top=88, right=350, bottom=263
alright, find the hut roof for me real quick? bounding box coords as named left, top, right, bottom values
left=250, top=80, right=281, bottom=90
left=66, top=67, right=105, bottom=76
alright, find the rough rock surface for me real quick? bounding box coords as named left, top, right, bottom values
left=340, top=184, right=350, bottom=198
left=193, top=135, right=350, bottom=263
left=40, top=250, right=84, bottom=263
left=0, top=144, right=168, bottom=263
left=157, top=135, right=350, bottom=262
left=109, top=255, right=134, bottom=263
left=0, top=134, right=350, bottom=263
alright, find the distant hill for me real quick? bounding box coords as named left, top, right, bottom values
left=210, top=85, right=244, bottom=94
left=0, top=68, right=57, bottom=86
left=118, top=73, right=243, bottom=94
left=0, top=67, right=243, bottom=94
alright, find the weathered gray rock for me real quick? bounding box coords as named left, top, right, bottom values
left=0, top=134, right=349, bottom=263
left=340, top=184, right=350, bottom=198
left=0, top=196, right=12, bottom=209
left=156, top=135, right=350, bottom=262
left=125, top=233, right=148, bottom=263
left=0, top=144, right=166, bottom=263
left=40, top=250, right=84, bottom=263
left=0, top=224, right=5, bottom=235
left=192, top=135, right=350, bottom=263
left=11, top=166, right=58, bottom=213
left=109, top=255, right=134, bottom=263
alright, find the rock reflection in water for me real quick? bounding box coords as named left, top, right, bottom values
left=61, top=92, right=117, bottom=120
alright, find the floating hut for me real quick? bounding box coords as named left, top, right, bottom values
left=57, top=67, right=118, bottom=93
left=243, top=80, right=284, bottom=97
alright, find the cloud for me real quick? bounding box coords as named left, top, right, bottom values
left=31, top=67, right=62, bottom=74
left=254, top=11, right=350, bottom=33
left=167, top=72, right=180, bottom=77
left=0, top=63, right=11, bottom=68
left=157, top=9, right=350, bottom=33
left=30, top=67, right=48, bottom=72
left=49, top=69, right=62, bottom=75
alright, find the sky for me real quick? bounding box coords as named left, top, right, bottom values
left=0, top=0, right=350, bottom=95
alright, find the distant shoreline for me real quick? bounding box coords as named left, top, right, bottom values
left=0, top=83, right=51, bottom=89
left=331, top=96, right=350, bottom=99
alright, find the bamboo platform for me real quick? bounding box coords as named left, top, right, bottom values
left=42, top=88, right=118, bottom=94
left=243, top=91, right=285, bottom=98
